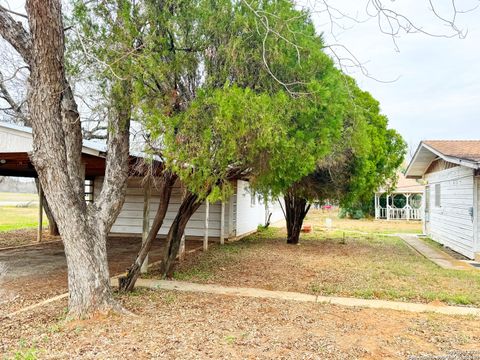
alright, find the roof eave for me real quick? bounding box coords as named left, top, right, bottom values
left=406, top=142, right=480, bottom=178
left=405, top=142, right=425, bottom=178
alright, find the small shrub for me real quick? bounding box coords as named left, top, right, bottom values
left=338, top=208, right=364, bottom=220
left=11, top=342, right=39, bottom=360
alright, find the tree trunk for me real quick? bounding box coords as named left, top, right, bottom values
left=35, top=178, right=59, bottom=236
left=62, top=220, right=118, bottom=317
left=284, top=192, right=311, bottom=245
left=11, top=0, right=132, bottom=318
left=119, top=172, right=177, bottom=292
left=159, top=192, right=201, bottom=278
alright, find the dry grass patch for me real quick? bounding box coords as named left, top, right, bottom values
left=304, top=209, right=423, bottom=234
left=0, top=228, right=59, bottom=249
left=164, top=225, right=480, bottom=306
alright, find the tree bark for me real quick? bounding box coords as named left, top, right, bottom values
left=119, top=171, right=177, bottom=292
left=284, top=192, right=311, bottom=245
left=0, top=0, right=132, bottom=318
left=159, top=192, right=202, bottom=278
left=62, top=217, right=119, bottom=317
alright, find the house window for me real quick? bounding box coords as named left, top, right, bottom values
left=85, top=179, right=94, bottom=203
left=435, top=183, right=441, bottom=207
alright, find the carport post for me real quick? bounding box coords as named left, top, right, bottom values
left=37, top=181, right=43, bottom=243
left=220, top=201, right=225, bottom=245
left=179, top=187, right=187, bottom=261
left=141, top=179, right=152, bottom=273
left=204, top=200, right=209, bottom=251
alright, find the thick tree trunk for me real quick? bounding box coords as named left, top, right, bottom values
left=159, top=192, right=201, bottom=278
left=35, top=178, right=59, bottom=236
left=13, top=0, right=132, bottom=318
left=284, top=192, right=311, bottom=245
left=119, top=172, right=177, bottom=292
left=62, top=221, right=118, bottom=317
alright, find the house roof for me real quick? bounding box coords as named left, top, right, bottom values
left=0, top=121, right=162, bottom=178
left=0, top=121, right=160, bottom=160
left=378, top=171, right=424, bottom=194
left=423, top=140, right=480, bottom=162
left=405, top=140, right=480, bottom=178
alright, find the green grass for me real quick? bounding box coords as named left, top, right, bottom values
left=0, top=206, right=46, bottom=232
left=422, top=236, right=448, bottom=251
left=9, top=340, right=40, bottom=360
left=170, top=226, right=480, bottom=307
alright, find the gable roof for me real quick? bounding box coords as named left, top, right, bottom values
left=378, top=171, right=424, bottom=193
left=394, top=172, right=424, bottom=193
left=405, top=140, right=480, bottom=178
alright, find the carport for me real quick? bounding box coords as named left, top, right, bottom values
left=0, top=122, right=112, bottom=242
left=0, top=122, right=153, bottom=242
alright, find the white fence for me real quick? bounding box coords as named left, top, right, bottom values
left=377, top=207, right=423, bottom=221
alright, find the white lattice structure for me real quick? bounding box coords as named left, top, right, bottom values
left=375, top=172, right=424, bottom=221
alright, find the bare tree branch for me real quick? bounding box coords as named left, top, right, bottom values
left=0, top=6, right=31, bottom=63
left=0, top=69, right=26, bottom=120
left=0, top=4, right=27, bottom=20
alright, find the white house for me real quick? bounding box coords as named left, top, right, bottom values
left=406, top=140, right=480, bottom=260
left=0, top=122, right=284, bottom=244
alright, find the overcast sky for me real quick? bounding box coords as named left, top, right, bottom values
left=306, top=0, right=480, bottom=156
left=2, top=0, right=480, bottom=156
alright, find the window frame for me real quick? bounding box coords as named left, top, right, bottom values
left=434, top=183, right=441, bottom=208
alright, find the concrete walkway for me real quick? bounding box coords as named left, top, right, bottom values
left=397, top=234, right=474, bottom=270
left=131, top=278, right=480, bottom=317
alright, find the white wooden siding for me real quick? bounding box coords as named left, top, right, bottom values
left=95, top=177, right=282, bottom=240
left=235, top=180, right=264, bottom=235
left=95, top=177, right=225, bottom=238
left=234, top=180, right=284, bottom=235
left=267, top=198, right=285, bottom=224
left=476, top=177, right=480, bottom=254
left=425, top=166, right=476, bottom=258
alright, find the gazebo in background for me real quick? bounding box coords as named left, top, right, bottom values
left=375, top=172, right=424, bottom=221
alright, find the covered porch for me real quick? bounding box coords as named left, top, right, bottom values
left=375, top=172, right=425, bottom=221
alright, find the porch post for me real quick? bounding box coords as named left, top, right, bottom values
left=374, top=193, right=379, bottom=219
left=405, top=193, right=411, bottom=221
left=37, top=182, right=43, bottom=243
left=204, top=200, right=209, bottom=251
left=220, top=201, right=225, bottom=245
left=141, top=178, right=152, bottom=273
left=386, top=194, right=390, bottom=221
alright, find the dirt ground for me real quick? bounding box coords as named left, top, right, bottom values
left=3, top=213, right=479, bottom=359
left=0, top=236, right=202, bottom=316
left=0, top=229, right=59, bottom=249
left=2, top=289, right=480, bottom=359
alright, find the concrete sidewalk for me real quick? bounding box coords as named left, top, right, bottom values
left=397, top=234, right=474, bottom=270
left=131, top=278, right=480, bottom=317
